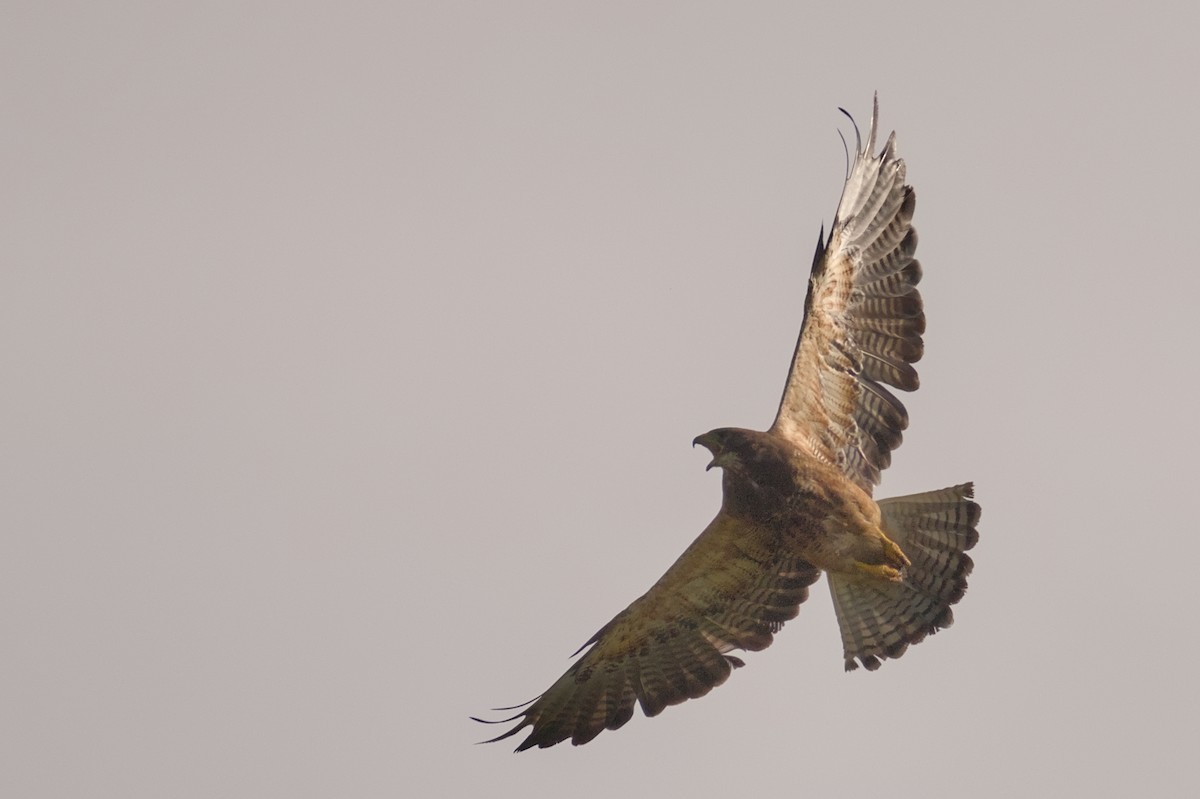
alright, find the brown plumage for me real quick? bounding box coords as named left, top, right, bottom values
left=475, top=96, right=979, bottom=750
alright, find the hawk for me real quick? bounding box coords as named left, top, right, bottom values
left=475, top=97, right=980, bottom=751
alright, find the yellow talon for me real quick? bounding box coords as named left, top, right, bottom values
left=882, top=537, right=911, bottom=569
left=854, top=561, right=904, bottom=582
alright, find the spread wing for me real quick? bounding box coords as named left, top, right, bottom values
left=474, top=512, right=820, bottom=751
left=770, top=96, right=924, bottom=492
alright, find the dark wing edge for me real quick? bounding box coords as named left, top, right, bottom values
left=771, top=94, right=924, bottom=490
left=472, top=515, right=821, bottom=751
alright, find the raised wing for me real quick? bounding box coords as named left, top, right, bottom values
left=474, top=513, right=820, bottom=750
left=770, top=96, right=924, bottom=492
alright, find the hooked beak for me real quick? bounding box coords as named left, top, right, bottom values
left=692, top=433, right=719, bottom=471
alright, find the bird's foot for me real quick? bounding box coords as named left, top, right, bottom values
left=881, top=537, right=911, bottom=569
left=853, top=561, right=904, bottom=582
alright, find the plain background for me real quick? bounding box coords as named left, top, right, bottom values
left=5, top=2, right=1199, bottom=796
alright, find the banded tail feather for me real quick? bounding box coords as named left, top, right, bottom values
left=829, top=483, right=980, bottom=671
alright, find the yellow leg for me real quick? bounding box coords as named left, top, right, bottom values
left=881, top=537, right=911, bottom=569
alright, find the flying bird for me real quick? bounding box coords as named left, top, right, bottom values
left=475, top=97, right=980, bottom=751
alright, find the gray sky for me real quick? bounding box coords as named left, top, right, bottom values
left=5, top=2, right=1198, bottom=796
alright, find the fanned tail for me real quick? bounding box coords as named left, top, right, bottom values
left=829, top=483, right=980, bottom=671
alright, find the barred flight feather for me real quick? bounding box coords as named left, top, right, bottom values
left=771, top=97, right=925, bottom=490
left=861, top=189, right=916, bottom=262
left=475, top=512, right=822, bottom=750
left=855, top=229, right=919, bottom=283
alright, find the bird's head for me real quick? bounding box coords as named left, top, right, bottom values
left=692, top=428, right=755, bottom=473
